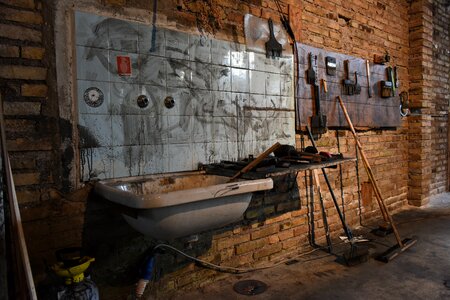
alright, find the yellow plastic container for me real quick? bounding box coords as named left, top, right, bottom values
left=52, top=257, right=95, bottom=285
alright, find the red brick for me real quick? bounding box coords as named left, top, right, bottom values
left=0, top=24, right=41, bottom=42
left=0, top=45, right=19, bottom=58
left=22, top=47, right=45, bottom=60
left=0, top=7, right=42, bottom=24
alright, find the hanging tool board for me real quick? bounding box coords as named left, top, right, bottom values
left=295, top=43, right=401, bottom=129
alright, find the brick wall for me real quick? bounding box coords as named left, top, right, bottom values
left=0, top=0, right=449, bottom=298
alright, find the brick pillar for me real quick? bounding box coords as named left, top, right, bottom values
left=408, top=0, right=450, bottom=205
left=407, top=0, right=434, bottom=206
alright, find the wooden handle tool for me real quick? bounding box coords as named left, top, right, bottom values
left=366, top=60, right=372, bottom=98
left=228, top=142, right=282, bottom=182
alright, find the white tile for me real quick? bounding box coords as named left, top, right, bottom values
left=78, top=114, right=112, bottom=147
left=214, top=141, right=238, bottom=162
left=108, top=19, right=139, bottom=53
left=212, top=91, right=235, bottom=117
left=210, top=65, right=231, bottom=91
left=279, top=55, right=294, bottom=75
left=190, top=61, right=211, bottom=90
left=230, top=44, right=248, bottom=68
left=266, top=95, right=282, bottom=111
left=189, top=35, right=211, bottom=63
left=231, top=68, right=249, bottom=93
left=211, top=39, right=231, bottom=66
left=142, top=144, right=169, bottom=174
left=249, top=70, right=266, bottom=94
left=166, top=59, right=191, bottom=88
left=192, top=142, right=215, bottom=166
left=112, top=145, right=168, bottom=178
left=252, top=117, right=270, bottom=142
left=191, top=89, right=212, bottom=116
left=165, top=30, right=189, bottom=60
left=138, top=55, right=166, bottom=86
left=75, top=11, right=109, bottom=49
left=164, top=87, right=194, bottom=116
left=281, top=96, right=295, bottom=110
left=138, top=24, right=165, bottom=56
left=111, top=146, right=134, bottom=178
left=265, top=72, right=281, bottom=95
left=76, top=46, right=109, bottom=81
left=248, top=51, right=279, bottom=73
left=112, top=115, right=155, bottom=146
left=213, top=116, right=238, bottom=142
left=249, top=96, right=267, bottom=119
left=158, top=115, right=170, bottom=144
left=168, top=143, right=194, bottom=172
left=109, top=51, right=139, bottom=83
left=80, top=147, right=113, bottom=181
left=167, top=115, right=192, bottom=144
left=77, top=80, right=110, bottom=114
left=192, top=115, right=214, bottom=143
left=280, top=74, right=293, bottom=97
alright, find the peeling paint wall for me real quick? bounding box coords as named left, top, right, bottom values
left=75, top=11, right=295, bottom=181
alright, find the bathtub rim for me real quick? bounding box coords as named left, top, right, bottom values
left=93, top=170, right=273, bottom=209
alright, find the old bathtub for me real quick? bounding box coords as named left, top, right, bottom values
left=94, top=172, right=273, bottom=240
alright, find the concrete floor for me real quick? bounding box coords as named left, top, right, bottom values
left=172, top=194, right=450, bottom=300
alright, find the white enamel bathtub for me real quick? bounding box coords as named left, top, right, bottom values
left=94, top=172, right=273, bottom=240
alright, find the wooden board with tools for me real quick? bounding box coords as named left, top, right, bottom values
left=295, top=43, right=402, bottom=129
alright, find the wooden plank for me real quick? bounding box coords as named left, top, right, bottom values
left=296, top=43, right=401, bottom=128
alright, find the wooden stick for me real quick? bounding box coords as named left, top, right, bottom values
left=0, top=96, right=37, bottom=299
left=337, top=96, right=403, bottom=247
left=312, top=169, right=332, bottom=251
left=228, top=142, right=282, bottom=182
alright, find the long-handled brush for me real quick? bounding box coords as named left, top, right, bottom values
left=337, top=96, right=417, bottom=262
left=306, top=126, right=369, bottom=266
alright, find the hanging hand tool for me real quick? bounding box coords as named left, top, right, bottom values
left=389, top=66, right=396, bottom=96
left=326, top=56, right=336, bottom=76
left=311, top=83, right=327, bottom=135
left=307, top=54, right=327, bottom=136
left=393, top=66, right=399, bottom=95
left=306, top=52, right=316, bottom=85
left=306, top=126, right=369, bottom=266
left=365, top=60, right=372, bottom=98
left=265, top=18, right=282, bottom=59
left=354, top=72, right=361, bottom=95
left=380, top=67, right=393, bottom=98
left=337, top=96, right=417, bottom=262
left=343, top=60, right=355, bottom=95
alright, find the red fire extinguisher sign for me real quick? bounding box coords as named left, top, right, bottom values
left=116, top=55, right=132, bottom=76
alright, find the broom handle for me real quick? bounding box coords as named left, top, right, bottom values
left=337, top=96, right=403, bottom=247
left=228, top=142, right=282, bottom=182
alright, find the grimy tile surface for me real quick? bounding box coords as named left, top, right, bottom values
left=75, top=11, right=295, bottom=181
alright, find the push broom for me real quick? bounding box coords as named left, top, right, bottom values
left=337, top=96, right=416, bottom=262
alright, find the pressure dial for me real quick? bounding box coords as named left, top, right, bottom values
left=83, top=87, right=104, bottom=108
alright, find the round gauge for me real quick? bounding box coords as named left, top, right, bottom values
left=83, top=87, right=104, bottom=108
